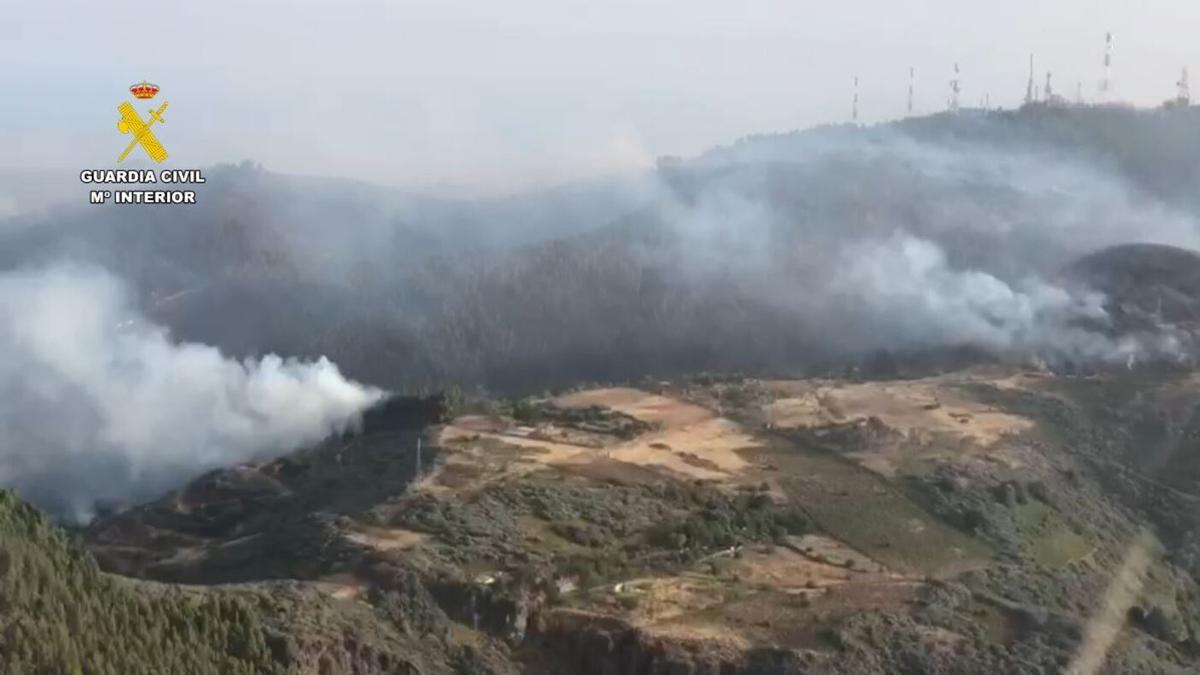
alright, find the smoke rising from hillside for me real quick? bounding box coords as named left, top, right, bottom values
left=2, top=111, right=1200, bottom=517
left=11, top=112, right=1194, bottom=398
left=831, top=233, right=1158, bottom=363
left=648, top=124, right=1200, bottom=368
left=0, top=265, right=383, bottom=521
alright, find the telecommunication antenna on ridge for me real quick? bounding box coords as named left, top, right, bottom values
left=1025, top=54, right=1036, bottom=105
left=852, top=76, right=859, bottom=123
left=1099, top=32, right=1113, bottom=98
left=907, top=67, right=915, bottom=115
left=1044, top=72, right=1054, bottom=101
left=949, top=63, right=961, bottom=112
left=1178, top=67, right=1191, bottom=106
left=1076, top=81, right=1084, bottom=105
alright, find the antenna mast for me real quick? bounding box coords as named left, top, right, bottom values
left=1025, top=54, right=1036, bottom=105
left=949, top=63, right=961, bottom=112
left=907, top=67, right=915, bottom=115
left=1099, top=32, right=1113, bottom=98
left=852, top=76, right=859, bottom=123
left=1179, top=67, right=1191, bottom=106
left=1044, top=72, right=1054, bottom=101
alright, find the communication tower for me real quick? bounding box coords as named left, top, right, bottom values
left=1025, top=54, right=1036, bottom=105
left=949, top=63, right=961, bottom=112
left=1099, top=32, right=1113, bottom=98
left=908, top=67, right=915, bottom=115
left=852, top=76, right=859, bottom=122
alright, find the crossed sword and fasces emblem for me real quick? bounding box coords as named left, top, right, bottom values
left=117, top=101, right=169, bottom=163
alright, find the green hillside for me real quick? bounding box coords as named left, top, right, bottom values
left=0, top=490, right=284, bottom=674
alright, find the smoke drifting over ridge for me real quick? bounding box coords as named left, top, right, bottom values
left=644, top=121, right=1200, bottom=369
left=2, top=108, right=1200, bottom=516
left=831, top=233, right=1174, bottom=363
left=13, top=112, right=1200, bottom=396
left=0, top=265, right=383, bottom=521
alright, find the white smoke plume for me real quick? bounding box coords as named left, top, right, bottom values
left=833, top=233, right=1114, bottom=356
left=649, top=127, right=1200, bottom=368
left=0, top=264, right=384, bottom=521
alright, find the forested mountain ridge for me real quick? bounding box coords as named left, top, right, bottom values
left=0, top=490, right=284, bottom=674
left=0, top=488, right=504, bottom=674
left=4, top=106, right=1200, bottom=395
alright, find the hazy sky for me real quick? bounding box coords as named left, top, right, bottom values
left=2, top=1, right=1197, bottom=194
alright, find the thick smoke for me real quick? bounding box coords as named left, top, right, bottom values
left=0, top=264, right=383, bottom=521
left=831, top=233, right=1147, bottom=363
left=4, top=111, right=1200, bottom=418
left=650, top=124, right=1200, bottom=367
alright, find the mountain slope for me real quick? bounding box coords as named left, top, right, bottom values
left=84, top=366, right=1200, bottom=674
left=0, top=487, right=513, bottom=675
left=0, top=490, right=284, bottom=674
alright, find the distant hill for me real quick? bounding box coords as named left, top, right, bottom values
left=1064, top=243, right=1200, bottom=338
left=4, top=107, right=1200, bottom=393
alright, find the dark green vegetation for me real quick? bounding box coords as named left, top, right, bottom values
left=0, top=490, right=281, bottom=674
left=510, top=401, right=657, bottom=440
left=86, top=396, right=446, bottom=584
left=385, top=476, right=809, bottom=587
left=1, top=487, right=515, bottom=675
